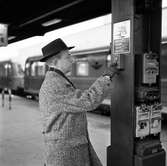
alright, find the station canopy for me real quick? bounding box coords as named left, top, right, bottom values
left=0, top=0, right=110, bottom=43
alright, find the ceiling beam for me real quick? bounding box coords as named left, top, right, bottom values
left=19, top=0, right=84, bottom=28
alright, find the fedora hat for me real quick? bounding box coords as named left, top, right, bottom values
left=40, top=38, right=74, bottom=62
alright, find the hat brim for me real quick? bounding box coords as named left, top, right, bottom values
left=68, top=46, right=74, bottom=50
left=40, top=46, right=74, bottom=62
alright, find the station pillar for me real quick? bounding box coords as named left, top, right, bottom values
left=107, top=0, right=166, bottom=166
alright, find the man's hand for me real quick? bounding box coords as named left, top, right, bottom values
left=103, top=64, right=120, bottom=81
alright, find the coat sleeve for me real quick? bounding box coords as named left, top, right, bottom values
left=49, top=76, right=112, bottom=113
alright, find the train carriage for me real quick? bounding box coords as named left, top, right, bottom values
left=24, top=56, right=46, bottom=98
left=0, top=60, right=24, bottom=94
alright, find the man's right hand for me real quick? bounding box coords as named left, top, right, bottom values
left=103, top=64, right=120, bottom=81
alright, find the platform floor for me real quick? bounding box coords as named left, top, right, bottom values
left=0, top=95, right=166, bottom=166
left=0, top=96, right=110, bottom=166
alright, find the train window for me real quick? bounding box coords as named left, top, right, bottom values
left=4, top=64, right=8, bottom=76
left=25, top=63, right=30, bottom=76
left=76, top=61, right=89, bottom=76
left=0, top=65, right=5, bottom=76
left=8, top=64, right=12, bottom=75
left=16, top=64, right=24, bottom=76
left=31, top=62, right=37, bottom=76
left=107, top=54, right=111, bottom=61
left=37, top=62, right=45, bottom=76
left=4, top=63, right=11, bottom=76
left=107, top=54, right=112, bottom=68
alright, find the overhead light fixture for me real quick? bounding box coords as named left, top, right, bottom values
left=19, top=0, right=83, bottom=27
left=8, top=36, right=16, bottom=40
left=42, top=18, right=62, bottom=27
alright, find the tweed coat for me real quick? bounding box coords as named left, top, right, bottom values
left=39, top=70, right=112, bottom=166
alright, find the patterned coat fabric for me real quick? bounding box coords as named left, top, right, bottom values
left=39, top=70, right=112, bottom=166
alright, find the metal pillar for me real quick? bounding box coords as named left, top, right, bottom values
left=107, top=0, right=165, bottom=166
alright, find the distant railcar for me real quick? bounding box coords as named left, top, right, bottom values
left=0, top=60, right=24, bottom=94
left=24, top=56, right=46, bottom=98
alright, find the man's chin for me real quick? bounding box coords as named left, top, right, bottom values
left=66, top=70, right=71, bottom=76
left=64, top=66, right=72, bottom=74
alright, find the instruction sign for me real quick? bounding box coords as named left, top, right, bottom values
left=113, top=20, right=130, bottom=54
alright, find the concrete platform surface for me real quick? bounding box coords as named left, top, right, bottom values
left=0, top=95, right=167, bottom=166
left=0, top=95, right=110, bottom=166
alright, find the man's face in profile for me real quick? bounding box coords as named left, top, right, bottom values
left=58, top=50, right=74, bottom=74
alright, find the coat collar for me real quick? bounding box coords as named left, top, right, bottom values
left=49, top=67, right=76, bottom=89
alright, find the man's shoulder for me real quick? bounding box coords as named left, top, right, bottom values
left=43, top=71, right=66, bottom=88
left=45, top=71, right=62, bottom=81
left=46, top=70, right=58, bottom=77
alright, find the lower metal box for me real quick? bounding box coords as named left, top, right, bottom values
left=135, top=150, right=166, bottom=166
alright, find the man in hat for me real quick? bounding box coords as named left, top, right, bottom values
left=39, top=38, right=118, bottom=166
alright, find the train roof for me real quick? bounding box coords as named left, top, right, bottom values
left=24, top=42, right=167, bottom=63
left=24, top=46, right=110, bottom=63
left=25, top=55, right=43, bottom=63
left=0, top=59, right=20, bottom=64
left=71, top=46, right=110, bottom=56
left=0, top=60, right=12, bottom=64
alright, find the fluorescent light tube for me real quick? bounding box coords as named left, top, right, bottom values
left=42, top=19, right=62, bottom=27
